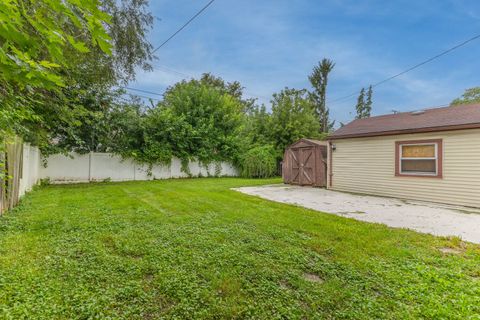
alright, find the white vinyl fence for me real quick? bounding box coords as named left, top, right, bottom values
left=19, top=144, right=42, bottom=197
left=41, top=152, right=238, bottom=183
left=1, top=141, right=238, bottom=213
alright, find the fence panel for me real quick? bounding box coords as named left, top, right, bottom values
left=0, top=137, right=23, bottom=214
left=0, top=142, right=238, bottom=213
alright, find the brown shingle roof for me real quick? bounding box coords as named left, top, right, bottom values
left=329, top=103, right=480, bottom=139
left=301, top=138, right=327, bottom=146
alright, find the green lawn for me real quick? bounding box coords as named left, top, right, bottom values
left=0, top=178, right=479, bottom=319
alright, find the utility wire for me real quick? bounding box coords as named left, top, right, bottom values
left=340, top=102, right=452, bottom=125
left=152, top=0, right=216, bottom=54
left=328, top=33, right=480, bottom=104
left=120, top=90, right=162, bottom=101
left=153, top=64, right=191, bottom=78
left=116, top=0, right=267, bottom=103
left=121, top=86, right=164, bottom=96
left=133, top=64, right=271, bottom=101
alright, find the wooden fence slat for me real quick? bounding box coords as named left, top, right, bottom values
left=0, top=150, right=5, bottom=215
left=12, top=138, right=23, bottom=208
left=1, top=136, right=24, bottom=213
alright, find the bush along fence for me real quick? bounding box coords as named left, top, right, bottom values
left=0, top=138, right=238, bottom=213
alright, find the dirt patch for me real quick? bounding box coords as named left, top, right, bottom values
left=303, top=273, right=323, bottom=284
left=279, top=279, right=292, bottom=290
left=144, top=273, right=154, bottom=282
left=439, top=247, right=463, bottom=255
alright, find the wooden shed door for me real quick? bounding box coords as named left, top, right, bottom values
left=300, top=147, right=314, bottom=185
left=291, top=148, right=301, bottom=184
left=290, top=147, right=315, bottom=186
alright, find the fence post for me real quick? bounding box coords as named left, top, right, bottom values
left=88, top=151, right=92, bottom=182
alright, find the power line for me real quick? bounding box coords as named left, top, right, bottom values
left=121, top=86, right=164, bottom=96
left=120, top=89, right=162, bottom=101
left=153, top=64, right=191, bottom=78
left=152, top=0, right=216, bottom=54
left=148, top=64, right=271, bottom=100
left=340, top=102, right=452, bottom=125
left=328, top=33, right=480, bottom=104
left=122, top=80, right=270, bottom=102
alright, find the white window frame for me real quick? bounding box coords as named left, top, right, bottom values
left=399, top=142, right=438, bottom=176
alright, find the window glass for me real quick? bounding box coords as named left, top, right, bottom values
left=401, top=159, right=436, bottom=173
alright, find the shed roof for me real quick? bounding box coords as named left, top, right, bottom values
left=329, top=103, right=480, bottom=139
left=287, top=138, right=327, bottom=148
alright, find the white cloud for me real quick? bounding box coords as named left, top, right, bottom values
left=133, top=0, right=480, bottom=124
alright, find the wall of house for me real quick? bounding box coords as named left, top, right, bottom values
left=39, top=153, right=238, bottom=183
left=328, top=128, right=480, bottom=208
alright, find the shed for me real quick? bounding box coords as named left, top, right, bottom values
left=327, top=103, right=480, bottom=208
left=282, top=138, right=327, bottom=187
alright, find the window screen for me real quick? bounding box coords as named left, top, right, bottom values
left=400, top=143, right=437, bottom=175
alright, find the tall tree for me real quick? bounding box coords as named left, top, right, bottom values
left=140, top=80, right=244, bottom=168
left=308, top=58, right=335, bottom=133
left=198, top=73, right=256, bottom=113
left=355, top=88, right=366, bottom=119
left=451, top=87, right=480, bottom=106
left=269, top=88, right=320, bottom=159
left=364, top=85, right=373, bottom=118
left=22, top=0, right=155, bottom=154
left=243, top=104, right=271, bottom=146
left=0, top=0, right=113, bottom=140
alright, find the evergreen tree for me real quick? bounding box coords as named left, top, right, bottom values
left=309, top=58, right=335, bottom=133
left=365, top=85, right=373, bottom=118
left=355, top=88, right=366, bottom=119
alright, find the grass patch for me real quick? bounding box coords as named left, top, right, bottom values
left=0, top=178, right=479, bottom=319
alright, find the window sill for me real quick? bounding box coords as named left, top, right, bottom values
left=395, top=173, right=443, bottom=179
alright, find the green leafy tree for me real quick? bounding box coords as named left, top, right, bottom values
left=198, top=73, right=256, bottom=113
left=308, top=58, right=335, bottom=133
left=451, top=87, right=480, bottom=106
left=242, top=104, right=271, bottom=146
left=103, top=0, right=154, bottom=83
left=268, top=88, right=321, bottom=160
left=131, top=80, right=244, bottom=170
left=0, top=0, right=115, bottom=182
left=0, top=0, right=111, bottom=90
left=21, top=0, right=155, bottom=155
left=0, top=0, right=113, bottom=139
left=38, top=91, right=146, bottom=155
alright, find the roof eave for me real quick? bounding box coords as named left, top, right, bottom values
left=327, top=123, right=480, bottom=140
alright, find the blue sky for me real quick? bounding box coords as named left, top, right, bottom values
left=130, top=0, right=480, bottom=124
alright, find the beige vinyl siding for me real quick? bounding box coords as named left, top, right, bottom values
left=328, top=128, right=480, bottom=208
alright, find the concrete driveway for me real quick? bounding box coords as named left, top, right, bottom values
left=234, top=184, right=480, bottom=244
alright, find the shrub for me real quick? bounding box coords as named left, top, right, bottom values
left=240, top=145, right=277, bottom=178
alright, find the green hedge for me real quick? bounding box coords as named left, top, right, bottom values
left=240, top=145, right=277, bottom=178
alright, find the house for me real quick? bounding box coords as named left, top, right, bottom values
left=327, top=103, right=480, bottom=208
